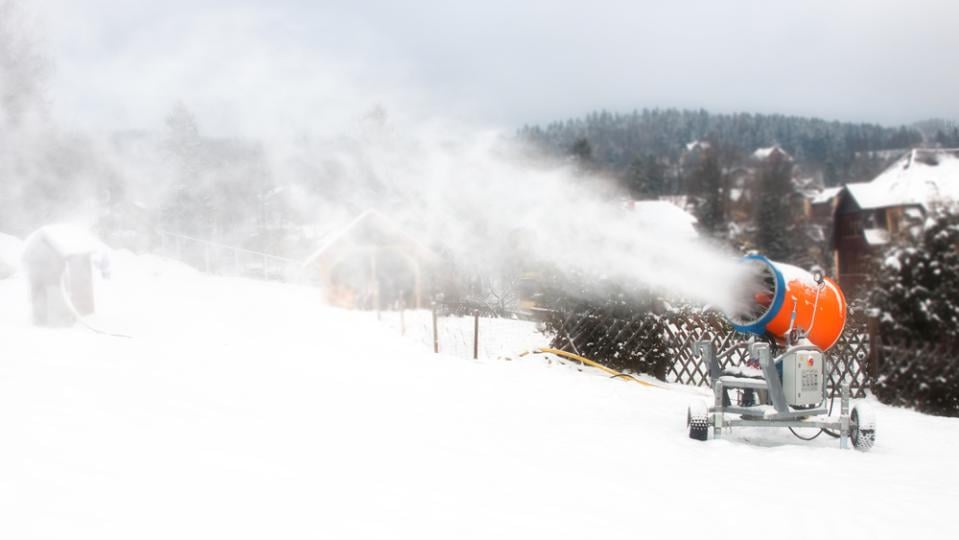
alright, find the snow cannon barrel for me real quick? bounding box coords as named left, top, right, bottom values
left=726, top=254, right=847, bottom=351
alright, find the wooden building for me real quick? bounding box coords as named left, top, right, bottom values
left=302, top=209, right=436, bottom=310
left=825, top=149, right=959, bottom=296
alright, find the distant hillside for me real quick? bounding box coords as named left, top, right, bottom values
left=519, top=108, right=925, bottom=186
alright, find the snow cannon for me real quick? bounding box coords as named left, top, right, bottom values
left=726, top=254, right=847, bottom=351
left=686, top=254, right=873, bottom=451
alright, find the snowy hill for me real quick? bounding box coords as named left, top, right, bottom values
left=1, top=253, right=957, bottom=539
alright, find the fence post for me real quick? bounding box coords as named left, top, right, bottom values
left=473, top=310, right=479, bottom=359
left=867, top=314, right=881, bottom=386
left=432, top=302, right=439, bottom=354
left=654, top=316, right=670, bottom=381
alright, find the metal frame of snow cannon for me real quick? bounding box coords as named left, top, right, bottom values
left=689, top=341, right=850, bottom=448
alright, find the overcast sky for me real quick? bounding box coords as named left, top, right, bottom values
left=30, top=0, right=959, bottom=135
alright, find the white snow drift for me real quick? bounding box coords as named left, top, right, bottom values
left=0, top=252, right=956, bottom=539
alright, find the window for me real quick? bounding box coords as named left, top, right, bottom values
left=838, top=215, right=862, bottom=238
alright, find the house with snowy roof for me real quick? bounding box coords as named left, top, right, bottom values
left=826, top=148, right=959, bottom=293
left=302, top=209, right=437, bottom=310
left=751, top=145, right=791, bottom=162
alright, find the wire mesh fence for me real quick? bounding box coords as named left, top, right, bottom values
left=157, top=230, right=301, bottom=282
left=152, top=231, right=951, bottom=412
left=377, top=308, right=545, bottom=361
left=379, top=301, right=958, bottom=415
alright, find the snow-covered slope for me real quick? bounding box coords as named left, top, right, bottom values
left=1, top=253, right=956, bottom=539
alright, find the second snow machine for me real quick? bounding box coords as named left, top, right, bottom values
left=686, top=254, right=876, bottom=451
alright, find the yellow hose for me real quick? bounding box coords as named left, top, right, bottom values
left=520, top=347, right=659, bottom=388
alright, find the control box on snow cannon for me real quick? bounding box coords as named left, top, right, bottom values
left=726, top=254, right=847, bottom=351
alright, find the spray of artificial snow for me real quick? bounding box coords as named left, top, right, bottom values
left=271, top=117, right=745, bottom=310
left=1, top=0, right=746, bottom=312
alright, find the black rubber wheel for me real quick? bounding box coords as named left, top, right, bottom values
left=851, top=408, right=876, bottom=451
left=688, top=405, right=709, bottom=441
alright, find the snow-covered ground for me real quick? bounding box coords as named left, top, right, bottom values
left=1, top=253, right=957, bottom=539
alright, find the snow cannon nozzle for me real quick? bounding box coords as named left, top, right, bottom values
left=725, top=254, right=847, bottom=352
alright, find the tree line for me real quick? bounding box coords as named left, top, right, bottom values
left=520, top=108, right=924, bottom=189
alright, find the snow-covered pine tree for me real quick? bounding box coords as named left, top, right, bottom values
left=625, top=155, right=666, bottom=199
left=690, top=145, right=724, bottom=236
left=869, top=207, right=959, bottom=342
left=754, top=149, right=794, bottom=261
left=568, top=137, right=594, bottom=172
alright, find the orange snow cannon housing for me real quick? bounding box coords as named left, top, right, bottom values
left=727, top=254, right=847, bottom=351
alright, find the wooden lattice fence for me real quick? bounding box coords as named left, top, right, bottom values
left=660, top=311, right=753, bottom=388
left=548, top=308, right=673, bottom=379
left=545, top=308, right=874, bottom=397
left=823, top=321, right=872, bottom=398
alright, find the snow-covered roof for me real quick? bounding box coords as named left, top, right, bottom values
left=812, top=186, right=843, bottom=205
left=28, top=225, right=107, bottom=257
left=627, top=200, right=698, bottom=238
left=657, top=195, right=690, bottom=209
left=845, top=149, right=959, bottom=210
left=685, top=140, right=711, bottom=152
left=303, top=209, right=434, bottom=268
left=792, top=176, right=822, bottom=198
left=752, top=146, right=790, bottom=161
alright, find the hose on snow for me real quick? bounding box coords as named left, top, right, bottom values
left=519, top=348, right=659, bottom=388
left=60, top=268, right=132, bottom=339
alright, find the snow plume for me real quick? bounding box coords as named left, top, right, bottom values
left=273, top=115, right=744, bottom=310
left=0, top=1, right=110, bottom=236
left=7, top=1, right=746, bottom=311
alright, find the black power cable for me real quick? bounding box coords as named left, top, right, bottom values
left=788, top=425, right=823, bottom=441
